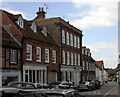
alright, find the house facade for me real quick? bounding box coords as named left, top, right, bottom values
left=1, top=10, right=23, bottom=86
left=1, top=7, right=84, bottom=86
left=1, top=26, right=22, bottom=86
left=82, top=46, right=96, bottom=81
left=34, top=8, right=83, bottom=86
left=103, top=69, right=108, bottom=82
left=95, top=61, right=104, bottom=84
left=1, top=9, right=60, bottom=85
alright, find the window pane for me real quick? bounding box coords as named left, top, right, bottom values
left=66, top=32, right=69, bottom=45
left=70, top=34, right=73, bottom=46
left=36, top=47, right=41, bottom=62
left=62, top=51, right=65, bottom=64
left=74, top=36, right=76, bottom=47
left=62, top=30, right=65, bottom=43
left=10, top=49, right=17, bottom=64
left=52, top=50, right=56, bottom=63
left=71, top=53, right=73, bottom=65
left=26, top=44, right=32, bottom=60
left=74, top=54, right=77, bottom=65
left=45, top=49, right=49, bottom=63
left=67, top=52, right=69, bottom=65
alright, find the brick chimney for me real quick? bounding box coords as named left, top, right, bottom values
left=35, top=7, right=46, bottom=19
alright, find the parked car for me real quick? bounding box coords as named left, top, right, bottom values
left=49, top=81, right=73, bottom=89
left=33, top=83, right=49, bottom=89
left=1, top=87, right=47, bottom=97
left=7, top=82, right=36, bottom=89
left=91, top=80, right=101, bottom=89
left=7, top=82, right=49, bottom=89
left=41, top=88, right=81, bottom=97
left=77, top=81, right=95, bottom=91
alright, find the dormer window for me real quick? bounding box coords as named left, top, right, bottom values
left=17, top=16, right=24, bottom=28
left=41, top=26, right=47, bottom=36
left=31, top=22, right=37, bottom=33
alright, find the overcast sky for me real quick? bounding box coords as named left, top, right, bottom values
left=1, top=0, right=119, bottom=69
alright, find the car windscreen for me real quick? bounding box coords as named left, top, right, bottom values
left=46, top=94, right=64, bottom=97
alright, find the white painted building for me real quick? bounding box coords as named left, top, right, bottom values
left=103, top=69, right=108, bottom=82
left=95, top=61, right=104, bottom=84
left=61, top=65, right=82, bottom=86
left=23, top=63, right=47, bottom=83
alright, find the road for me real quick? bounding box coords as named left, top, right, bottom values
left=79, top=81, right=120, bottom=97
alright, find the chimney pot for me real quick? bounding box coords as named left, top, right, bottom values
left=42, top=7, right=43, bottom=11
left=35, top=7, right=46, bottom=20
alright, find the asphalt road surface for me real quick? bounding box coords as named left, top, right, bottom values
left=79, top=81, right=120, bottom=97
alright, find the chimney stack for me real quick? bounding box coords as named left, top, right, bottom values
left=35, top=7, right=46, bottom=20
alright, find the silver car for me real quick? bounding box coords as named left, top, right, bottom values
left=78, top=81, right=95, bottom=91
left=41, top=88, right=81, bottom=97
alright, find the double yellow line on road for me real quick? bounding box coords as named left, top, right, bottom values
left=103, top=84, right=118, bottom=97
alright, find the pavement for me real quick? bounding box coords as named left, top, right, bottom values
left=79, top=81, right=119, bottom=97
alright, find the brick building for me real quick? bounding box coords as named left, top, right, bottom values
left=1, top=9, right=60, bottom=84
left=1, top=26, right=22, bottom=86
left=1, top=8, right=83, bottom=85
left=82, top=46, right=96, bottom=81
left=34, top=8, right=83, bottom=86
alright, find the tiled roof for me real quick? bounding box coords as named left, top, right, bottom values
left=1, top=27, right=21, bottom=48
left=2, top=10, right=58, bottom=46
left=95, top=61, right=103, bottom=70
left=82, top=54, right=95, bottom=62
left=34, top=17, right=82, bottom=35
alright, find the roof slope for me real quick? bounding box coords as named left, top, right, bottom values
left=1, top=27, right=21, bottom=48
left=3, top=10, right=58, bottom=46
left=95, top=61, right=103, bottom=70
left=34, top=17, right=82, bottom=35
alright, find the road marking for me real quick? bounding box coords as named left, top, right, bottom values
left=103, top=84, right=118, bottom=97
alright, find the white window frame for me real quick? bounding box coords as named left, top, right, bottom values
left=74, top=36, right=76, bottom=47
left=17, top=16, right=24, bottom=28
left=10, top=49, right=17, bottom=64
left=74, top=53, right=77, bottom=65
left=77, top=37, right=80, bottom=48
left=26, top=44, right=32, bottom=61
left=45, top=48, right=49, bottom=63
left=52, top=50, right=56, bottom=63
left=70, top=34, right=73, bottom=46
left=36, top=47, right=41, bottom=62
left=62, top=51, right=65, bottom=64
left=31, top=22, right=37, bottom=33
left=66, top=32, right=69, bottom=45
left=71, top=53, right=73, bottom=65
left=67, top=52, right=69, bottom=65
left=78, top=54, right=80, bottom=65
left=62, top=30, right=65, bottom=44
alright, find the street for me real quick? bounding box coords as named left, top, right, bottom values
left=79, top=81, right=119, bottom=97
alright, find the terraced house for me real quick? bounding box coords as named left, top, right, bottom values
left=82, top=46, right=96, bottom=81
left=34, top=8, right=83, bottom=86
left=1, top=9, right=60, bottom=85
left=1, top=7, right=83, bottom=86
